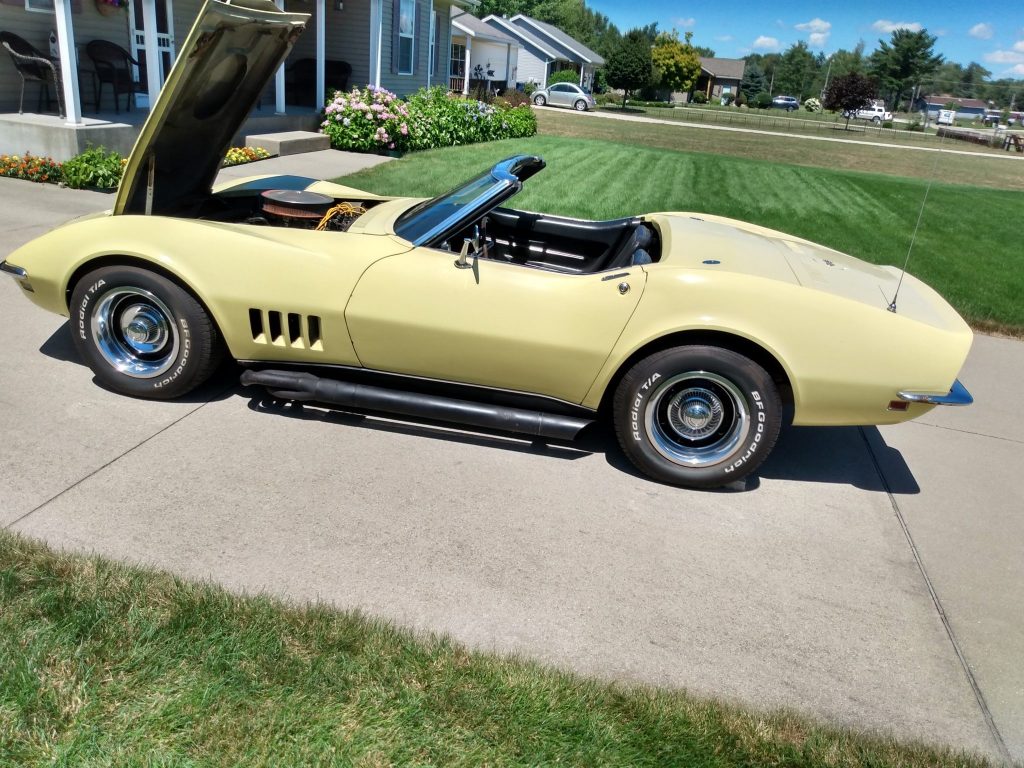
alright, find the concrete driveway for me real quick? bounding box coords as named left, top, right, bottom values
left=1, top=163, right=1021, bottom=764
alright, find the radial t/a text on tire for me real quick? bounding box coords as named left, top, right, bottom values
left=613, top=346, right=782, bottom=488
left=69, top=265, right=222, bottom=399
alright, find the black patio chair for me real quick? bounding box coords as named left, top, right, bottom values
left=86, top=39, right=144, bottom=114
left=0, top=30, right=64, bottom=117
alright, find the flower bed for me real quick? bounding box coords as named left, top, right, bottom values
left=320, top=85, right=536, bottom=153
left=0, top=153, right=62, bottom=184
left=223, top=146, right=271, bottom=167
left=0, top=146, right=271, bottom=188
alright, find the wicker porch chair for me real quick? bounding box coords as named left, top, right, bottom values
left=86, top=39, right=143, bottom=114
left=0, top=31, right=64, bottom=117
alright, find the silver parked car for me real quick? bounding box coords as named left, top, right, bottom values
left=532, top=82, right=596, bottom=111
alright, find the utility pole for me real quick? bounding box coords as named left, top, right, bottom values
left=820, top=55, right=833, bottom=100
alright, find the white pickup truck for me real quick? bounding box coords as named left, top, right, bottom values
left=843, top=103, right=893, bottom=123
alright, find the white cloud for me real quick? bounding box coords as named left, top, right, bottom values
left=795, top=18, right=831, bottom=48
left=714, top=34, right=733, bottom=42
left=984, top=49, right=1024, bottom=64
left=1014, top=40, right=1024, bottom=52
left=1010, top=63, right=1024, bottom=75
left=673, top=17, right=695, bottom=28
left=752, top=35, right=781, bottom=51
left=968, top=23, right=994, bottom=40
left=872, top=19, right=923, bottom=34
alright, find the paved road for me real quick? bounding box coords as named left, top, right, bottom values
left=1, top=158, right=1021, bottom=764
left=538, top=105, right=1024, bottom=161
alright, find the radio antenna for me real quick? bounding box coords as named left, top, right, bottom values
left=888, top=127, right=947, bottom=313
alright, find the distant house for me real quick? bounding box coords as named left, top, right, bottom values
left=481, top=13, right=603, bottom=90
left=919, top=95, right=988, bottom=119
left=0, top=0, right=473, bottom=159
left=693, top=57, right=745, bottom=102
left=449, top=9, right=518, bottom=95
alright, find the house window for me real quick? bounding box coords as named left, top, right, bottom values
left=25, top=0, right=55, bottom=13
left=398, top=0, right=415, bottom=75
left=450, top=43, right=465, bottom=78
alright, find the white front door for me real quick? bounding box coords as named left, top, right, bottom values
left=128, top=0, right=176, bottom=87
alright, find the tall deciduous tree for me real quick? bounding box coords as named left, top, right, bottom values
left=651, top=30, right=702, bottom=94
left=774, top=41, right=818, bottom=99
left=869, top=28, right=943, bottom=110
left=823, top=71, right=877, bottom=127
left=606, top=28, right=655, bottom=108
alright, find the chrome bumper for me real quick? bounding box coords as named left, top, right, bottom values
left=898, top=379, right=973, bottom=406
left=0, top=260, right=27, bottom=280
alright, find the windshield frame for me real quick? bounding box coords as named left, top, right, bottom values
left=393, top=155, right=545, bottom=247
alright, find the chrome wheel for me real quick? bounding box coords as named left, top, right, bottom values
left=644, top=371, right=750, bottom=467
left=91, top=287, right=180, bottom=378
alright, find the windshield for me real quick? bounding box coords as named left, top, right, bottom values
left=393, top=170, right=515, bottom=247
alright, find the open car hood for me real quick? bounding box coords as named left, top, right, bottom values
left=114, top=0, right=308, bottom=216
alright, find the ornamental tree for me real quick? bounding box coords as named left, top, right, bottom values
left=606, top=29, right=654, bottom=108
left=823, top=72, right=877, bottom=127
left=651, top=30, right=702, bottom=95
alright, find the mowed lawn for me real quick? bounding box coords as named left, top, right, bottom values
left=340, top=135, right=1024, bottom=333
left=0, top=531, right=998, bottom=767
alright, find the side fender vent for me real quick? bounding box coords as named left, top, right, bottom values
left=248, top=308, right=323, bottom=351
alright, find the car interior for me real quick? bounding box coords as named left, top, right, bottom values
left=446, top=208, right=661, bottom=275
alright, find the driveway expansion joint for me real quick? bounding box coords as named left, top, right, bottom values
left=3, top=392, right=225, bottom=532
left=859, top=427, right=1012, bottom=763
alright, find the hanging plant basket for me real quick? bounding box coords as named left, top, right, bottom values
left=95, top=0, right=124, bottom=16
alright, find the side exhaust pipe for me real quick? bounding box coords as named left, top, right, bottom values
left=240, top=369, right=593, bottom=441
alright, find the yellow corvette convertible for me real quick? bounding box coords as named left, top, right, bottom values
left=1, top=0, right=973, bottom=489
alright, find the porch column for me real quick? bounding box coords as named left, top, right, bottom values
left=579, top=66, right=583, bottom=86
left=141, top=0, right=162, bottom=109
left=315, top=0, right=325, bottom=107
left=275, top=0, right=286, bottom=113
left=426, top=0, right=433, bottom=87
left=462, top=36, right=471, bottom=95
left=504, top=44, right=511, bottom=89
left=53, top=0, right=81, bottom=124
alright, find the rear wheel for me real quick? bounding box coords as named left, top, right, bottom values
left=573, top=99, right=587, bottom=111
left=613, top=346, right=782, bottom=488
left=533, top=94, right=546, bottom=106
left=69, top=265, right=222, bottom=399
left=872, top=116, right=881, bottom=124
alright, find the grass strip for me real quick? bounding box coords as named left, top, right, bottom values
left=0, top=530, right=998, bottom=767
left=338, top=134, right=1024, bottom=333
left=537, top=110, right=1024, bottom=192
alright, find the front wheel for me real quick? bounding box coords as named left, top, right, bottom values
left=613, top=346, right=782, bottom=488
left=573, top=99, right=587, bottom=111
left=533, top=95, right=546, bottom=106
left=872, top=116, right=881, bottom=124
left=69, top=265, right=223, bottom=399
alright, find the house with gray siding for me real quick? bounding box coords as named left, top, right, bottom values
left=1, top=0, right=470, bottom=158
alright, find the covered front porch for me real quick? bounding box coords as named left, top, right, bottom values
left=0, top=104, right=319, bottom=159
left=1, top=0, right=355, bottom=160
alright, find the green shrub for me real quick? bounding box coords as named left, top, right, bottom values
left=61, top=146, right=125, bottom=189
left=547, top=69, right=578, bottom=85
left=691, top=91, right=707, bottom=104
left=733, top=92, right=746, bottom=107
left=882, top=120, right=894, bottom=129
left=905, top=119, right=924, bottom=132
left=754, top=91, right=772, bottom=109
left=495, top=90, right=530, bottom=108
left=320, top=85, right=411, bottom=152
left=321, top=85, right=536, bottom=153
left=0, top=151, right=62, bottom=184
left=803, top=97, right=822, bottom=112
left=523, top=81, right=537, bottom=96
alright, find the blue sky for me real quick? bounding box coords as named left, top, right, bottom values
left=585, top=0, right=1024, bottom=78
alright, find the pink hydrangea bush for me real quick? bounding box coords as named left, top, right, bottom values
left=320, top=86, right=412, bottom=152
